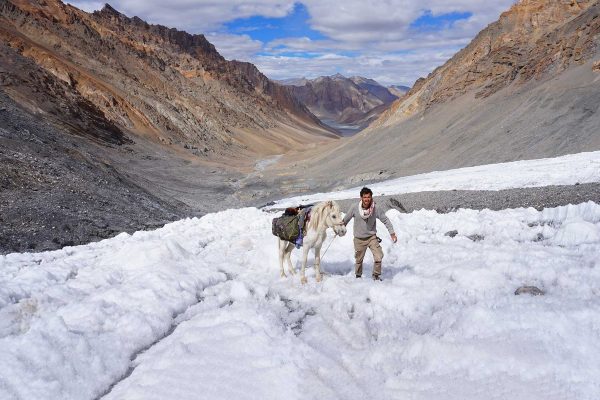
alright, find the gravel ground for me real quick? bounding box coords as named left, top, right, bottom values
left=0, top=92, right=188, bottom=255
left=333, top=183, right=600, bottom=215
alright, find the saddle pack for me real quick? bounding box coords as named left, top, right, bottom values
left=271, top=205, right=312, bottom=244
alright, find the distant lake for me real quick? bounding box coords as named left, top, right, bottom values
left=320, top=119, right=362, bottom=137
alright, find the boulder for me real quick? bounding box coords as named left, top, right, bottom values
left=514, top=286, right=545, bottom=296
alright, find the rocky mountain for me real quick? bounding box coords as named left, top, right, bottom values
left=283, top=74, right=398, bottom=132
left=374, top=0, right=600, bottom=128
left=0, top=0, right=338, bottom=253
left=267, top=0, right=600, bottom=190
left=3, top=0, right=599, bottom=253
left=277, top=77, right=310, bottom=86
left=349, top=76, right=398, bottom=104
left=0, top=0, right=335, bottom=159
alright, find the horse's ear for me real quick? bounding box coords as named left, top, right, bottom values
left=327, top=201, right=333, bottom=208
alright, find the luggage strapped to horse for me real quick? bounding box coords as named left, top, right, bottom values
left=271, top=204, right=313, bottom=246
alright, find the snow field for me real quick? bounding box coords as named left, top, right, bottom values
left=1, top=201, right=599, bottom=399
left=271, top=151, right=600, bottom=208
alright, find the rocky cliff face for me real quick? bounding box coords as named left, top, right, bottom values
left=0, top=0, right=333, bottom=159
left=0, top=43, right=128, bottom=145
left=285, top=74, right=398, bottom=130
left=374, top=0, right=600, bottom=128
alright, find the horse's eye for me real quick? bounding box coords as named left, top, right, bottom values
left=332, top=215, right=337, bottom=219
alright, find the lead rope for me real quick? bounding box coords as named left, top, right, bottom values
left=319, top=233, right=337, bottom=261
left=312, top=233, right=339, bottom=279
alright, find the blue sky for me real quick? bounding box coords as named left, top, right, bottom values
left=225, top=3, right=326, bottom=43
left=410, top=11, right=473, bottom=30
left=68, top=1, right=516, bottom=86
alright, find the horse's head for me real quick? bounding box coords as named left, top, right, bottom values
left=324, top=201, right=347, bottom=237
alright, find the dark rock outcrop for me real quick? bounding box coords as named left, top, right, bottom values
left=0, top=90, right=186, bottom=254
left=0, top=43, right=128, bottom=145
left=514, top=286, right=545, bottom=296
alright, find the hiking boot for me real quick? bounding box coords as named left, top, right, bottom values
left=372, top=275, right=381, bottom=281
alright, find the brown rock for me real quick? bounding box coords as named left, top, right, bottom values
left=594, top=60, right=600, bottom=72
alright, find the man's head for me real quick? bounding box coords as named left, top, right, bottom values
left=360, top=187, right=373, bottom=209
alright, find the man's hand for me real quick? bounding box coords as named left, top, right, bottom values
left=391, top=233, right=397, bottom=243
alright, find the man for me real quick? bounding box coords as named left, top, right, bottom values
left=342, top=187, right=397, bottom=280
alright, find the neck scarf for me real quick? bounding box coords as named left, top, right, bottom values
left=359, top=200, right=375, bottom=220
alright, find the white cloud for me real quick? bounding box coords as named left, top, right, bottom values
left=206, top=33, right=263, bottom=61
left=300, top=0, right=516, bottom=44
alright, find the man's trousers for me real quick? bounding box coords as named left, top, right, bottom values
left=353, top=235, right=383, bottom=277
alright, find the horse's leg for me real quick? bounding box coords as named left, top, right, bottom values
left=300, top=245, right=310, bottom=284
left=278, top=239, right=287, bottom=278
left=285, top=242, right=295, bottom=275
left=314, top=242, right=323, bottom=282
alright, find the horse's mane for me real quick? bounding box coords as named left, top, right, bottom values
left=307, top=201, right=339, bottom=232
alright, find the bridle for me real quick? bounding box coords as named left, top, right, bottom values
left=327, top=213, right=346, bottom=230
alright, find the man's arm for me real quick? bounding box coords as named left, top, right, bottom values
left=342, top=204, right=355, bottom=226
left=377, top=208, right=397, bottom=243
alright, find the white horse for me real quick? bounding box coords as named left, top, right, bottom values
left=278, top=201, right=347, bottom=284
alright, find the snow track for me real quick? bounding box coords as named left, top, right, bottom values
left=2, top=202, right=600, bottom=399
left=95, top=276, right=233, bottom=400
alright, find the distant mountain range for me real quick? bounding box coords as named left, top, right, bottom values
left=276, top=0, right=600, bottom=190
left=278, top=74, right=403, bottom=132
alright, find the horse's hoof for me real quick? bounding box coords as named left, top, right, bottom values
left=315, top=275, right=322, bottom=283
left=300, top=276, right=307, bottom=285
left=280, top=272, right=287, bottom=278
left=288, top=269, right=296, bottom=276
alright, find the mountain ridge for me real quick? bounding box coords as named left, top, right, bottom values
left=0, top=0, right=336, bottom=159
left=373, top=0, right=600, bottom=128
